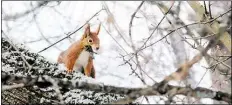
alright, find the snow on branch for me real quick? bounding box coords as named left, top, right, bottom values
left=1, top=23, right=231, bottom=104
left=2, top=70, right=231, bottom=104
left=1, top=36, right=123, bottom=104
left=2, top=72, right=143, bottom=95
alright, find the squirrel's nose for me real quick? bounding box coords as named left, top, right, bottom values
left=96, top=47, right=99, bottom=50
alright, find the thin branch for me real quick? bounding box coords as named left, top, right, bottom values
left=102, top=24, right=128, bottom=55
left=204, top=1, right=208, bottom=15
left=123, top=7, right=231, bottom=60
left=2, top=1, right=50, bottom=21
left=208, top=1, right=213, bottom=19
left=129, top=1, right=145, bottom=38
left=37, top=9, right=103, bottom=53
left=135, top=8, right=232, bottom=53
left=195, top=68, right=210, bottom=88
left=24, top=35, right=62, bottom=43
left=156, top=24, right=227, bottom=97
left=209, top=56, right=231, bottom=69
left=102, top=2, right=131, bottom=47
left=128, top=1, right=147, bottom=85
left=31, top=3, right=62, bottom=51
left=2, top=31, right=32, bottom=71
left=183, top=33, right=215, bottom=40
left=102, top=23, right=156, bottom=83
left=102, top=24, right=142, bottom=80
left=124, top=1, right=174, bottom=84
left=216, top=55, right=232, bottom=57
left=138, top=1, right=175, bottom=52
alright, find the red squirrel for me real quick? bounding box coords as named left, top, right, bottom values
left=58, top=23, right=101, bottom=78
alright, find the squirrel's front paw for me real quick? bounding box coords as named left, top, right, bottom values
left=67, top=69, right=73, bottom=74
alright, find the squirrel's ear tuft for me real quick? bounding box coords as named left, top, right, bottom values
left=96, top=23, right=101, bottom=35
left=84, top=24, right=91, bottom=37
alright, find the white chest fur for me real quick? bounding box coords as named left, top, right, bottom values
left=73, top=50, right=90, bottom=71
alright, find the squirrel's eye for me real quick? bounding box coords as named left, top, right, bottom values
left=88, top=39, right=93, bottom=43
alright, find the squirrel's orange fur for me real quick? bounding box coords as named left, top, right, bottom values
left=58, top=23, right=101, bottom=78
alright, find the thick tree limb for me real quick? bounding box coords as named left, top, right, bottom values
left=1, top=28, right=230, bottom=104
left=1, top=72, right=143, bottom=95
left=1, top=37, right=123, bottom=104
left=2, top=72, right=231, bottom=103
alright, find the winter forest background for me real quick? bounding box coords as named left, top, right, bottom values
left=1, top=1, right=231, bottom=104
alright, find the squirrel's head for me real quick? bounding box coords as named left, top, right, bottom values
left=81, top=23, right=101, bottom=53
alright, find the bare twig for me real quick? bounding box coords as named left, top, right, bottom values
left=102, top=24, right=128, bottom=54
left=102, top=24, right=140, bottom=79
left=156, top=24, right=227, bottom=97
left=2, top=1, right=50, bottom=21
left=128, top=1, right=147, bottom=85
left=122, top=7, right=231, bottom=60
left=208, top=1, right=213, bottom=19
left=125, top=1, right=174, bottom=85
left=155, top=2, right=188, bottom=67
left=31, top=3, right=62, bottom=51
left=216, top=55, right=232, bottom=57
left=204, top=1, right=208, bottom=15
left=183, top=34, right=215, bottom=40
left=129, top=1, right=145, bottom=38
left=2, top=31, right=32, bottom=71
left=135, top=8, right=232, bottom=53
left=138, top=1, right=175, bottom=52
left=209, top=56, right=231, bottom=69
left=37, top=9, right=103, bottom=53
left=24, top=35, right=62, bottom=43
left=102, top=23, right=156, bottom=84
left=102, top=2, right=131, bottom=47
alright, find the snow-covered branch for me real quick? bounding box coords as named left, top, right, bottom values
left=2, top=35, right=231, bottom=103
left=1, top=36, right=123, bottom=104
left=2, top=71, right=231, bottom=104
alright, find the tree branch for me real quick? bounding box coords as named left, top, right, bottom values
left=2, top=1, right=50, bottom=21
left=1, top=72, right=143, bottom=95
left=1, top=36, right=123, bottom=104
left=132, top=8, right=231, bottom=53
left=37, top=9, right=103, bottom=53
left=1, top=33, right=231, bottom=104
left=129, top=1, right=145, bottom=38
left=2, top=72, right=231, bottom=104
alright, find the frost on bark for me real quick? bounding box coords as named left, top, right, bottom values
left=1, top=37, right=124, bottom=104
